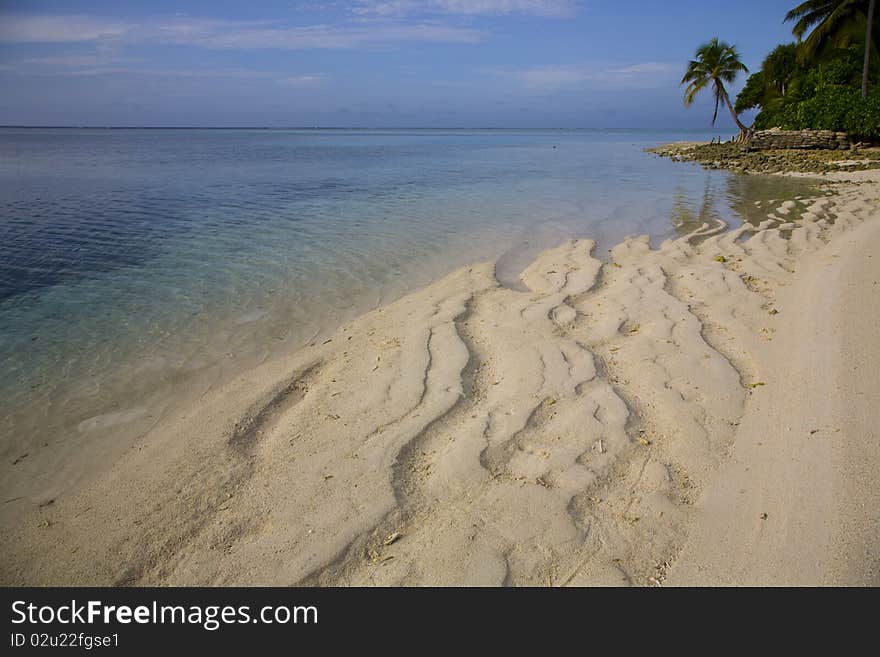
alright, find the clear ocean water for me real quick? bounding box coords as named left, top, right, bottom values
left=0, top=128, right=820, bottom=491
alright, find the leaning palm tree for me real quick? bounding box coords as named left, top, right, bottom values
left=785, top=0, right=876, bottom=97
left=681, top=38, right=751, bottom=135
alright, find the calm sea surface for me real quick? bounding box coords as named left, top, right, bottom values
left=0, top=128, right=820, bottom=493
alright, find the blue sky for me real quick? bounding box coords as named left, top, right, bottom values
left=0, top=1, right=802, bottom=129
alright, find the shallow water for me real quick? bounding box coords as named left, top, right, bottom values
left=0, top=128, right=822, bottom=494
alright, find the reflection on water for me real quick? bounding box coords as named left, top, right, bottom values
left=724, top=173, right=827, bottom=228
left=0, top=128, right=825, bottom=499
left=670, top=173, right=825, bottom=240
left=670, top=178, right=722, bottom=238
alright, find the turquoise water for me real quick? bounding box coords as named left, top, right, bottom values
left=0, top=128, right=819, bottom=490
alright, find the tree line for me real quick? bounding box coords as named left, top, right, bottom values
left=682, top=0, right=878, bottom=140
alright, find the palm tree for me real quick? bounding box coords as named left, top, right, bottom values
left=868, top=0, right=878, bottom=97
left=762, top=43, right=802, bottom=96
left=785, top=0, right=877, bottom=97
left=734, top=44, right=803, bottom=118
left=681, top=38, right=751, bottom=134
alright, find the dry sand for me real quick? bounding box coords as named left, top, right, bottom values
left=2, top=171, right=878, bottom=587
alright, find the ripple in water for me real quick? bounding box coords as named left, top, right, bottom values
left=0, top=128, right=823, bottom=497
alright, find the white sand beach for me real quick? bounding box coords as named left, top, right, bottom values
left=2, top=170, right=878, bottom=587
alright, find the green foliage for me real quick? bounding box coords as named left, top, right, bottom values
left=728, top=1, right=878, bottom=137
left=735, top=44, right=806, bottom=114
left=736, top=71, right=766, bottom=113
left=681, top=38, right=749, bottom=128
left=804, top=45, right=863, bottom=89
left=785, top=0, right=872, bottom=59
left=769, top=85, right=880, bottom=137
left=762, top=43, right=803, bottom=93
left=741, top=43, right=880, bottom=138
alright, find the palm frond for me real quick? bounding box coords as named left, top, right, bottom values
left=683, top=78, right=709, bottom=106
left=785, top=0, right=867, bottom=58
left=680, top=37, right=750, bottom=131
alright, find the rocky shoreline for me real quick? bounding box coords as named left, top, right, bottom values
left=648, top=140, right=880, bottom=175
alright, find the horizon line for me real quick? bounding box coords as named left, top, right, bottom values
left=0, top=125, right=722, bottom=131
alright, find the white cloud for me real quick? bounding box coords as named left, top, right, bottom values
left=353, top=1, right=578, bottom=17
left=493, top=61, right=681, bottom=91
left=607, top=62, right=680, bottom=76
left=0, top=14, right=129, bottom=42
left=3, top=56, right=319, bottom=85
left=0, top=14, right=487, bottom=49
left=19, top=55, right=140, bottom=69
left=277, top=74, right=323, bottom=86
left=62, top=67, right=281, bottom=79
left=187, top=22, right=485, bottom=49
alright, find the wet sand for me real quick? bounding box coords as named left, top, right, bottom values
left=2, top=170, right=878, bottom=586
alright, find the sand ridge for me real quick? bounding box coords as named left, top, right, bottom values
left=2, top=175, right=878, bottom=586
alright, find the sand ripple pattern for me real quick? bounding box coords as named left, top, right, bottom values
left=2, top=185, right=875, bottom=586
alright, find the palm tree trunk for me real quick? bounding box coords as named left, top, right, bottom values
left=720, top=86, right=750, bottom=135
left=863, top=0, right=876, bottom=98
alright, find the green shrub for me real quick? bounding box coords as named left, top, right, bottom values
left=740, top=44, right=879, bottom=139
left=770, top=87, right=880, bottom=139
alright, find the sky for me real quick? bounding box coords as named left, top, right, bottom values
left=0, top=1, right=804, bottom=129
